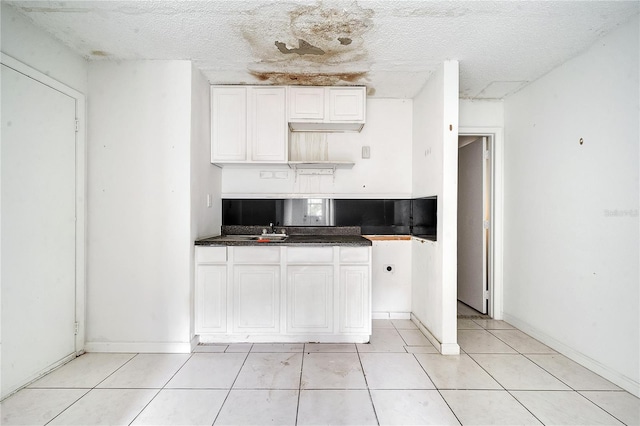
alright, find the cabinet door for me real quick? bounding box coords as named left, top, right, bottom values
left=339, top=265, right=370, bottom=333
left=328, top=87, right=365, bottom=122
left=195, top=265, right=227, bottom=333
left=288, top=87, right=325, bottom=120
left=211, top=87, right=247, bottom=162
left=250, top=87, right=287, bottom=162
left=233, top=265, right=280, bottom=333
left=287, top=265, right=333, bottom=333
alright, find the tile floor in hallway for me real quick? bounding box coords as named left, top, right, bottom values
left=2, top=318, right=639, bottom=425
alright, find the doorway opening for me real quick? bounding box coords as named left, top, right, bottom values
left=457, top=128, right=504, bottom=320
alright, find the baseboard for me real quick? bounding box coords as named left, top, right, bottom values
left=1, top=352, right=76, bottom=401
left=502, top=313, right=640, bottom=398
left=410, top=313, right=460, bottom=355
left=372, top=312, right=411, bottom=320
left=84, top=341, right=192, bottom=354
left=190, top=335, right=200, bottom=352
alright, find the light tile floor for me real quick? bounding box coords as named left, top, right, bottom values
left=2, top=319, right=639, bottom=425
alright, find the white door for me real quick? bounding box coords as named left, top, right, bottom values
left=211, top=86, right=247, bottom=162
left=1, top=64, right=78, bottom=397
left=250, top=87, right=287, bottom=162
left=339, top=265, right=370, bottom=333
left=233, top=265, right=280, bottom=333
left=457, top=137, right=489, bottom=314
left=287, top=265, right=334, bottom=333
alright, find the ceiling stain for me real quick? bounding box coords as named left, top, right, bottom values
left=241, top=2, right=374, bottom=87
left=275, top=39, right=325, bottom=56
left=90, top=50, right=110, bottom=57
left=250, top=71, right=369, bottom=86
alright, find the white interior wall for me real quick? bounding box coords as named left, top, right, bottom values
left=459, top=100, right=504, bottom=128
left=189, top=65, right=222, bottom=341
left=371, top=240, right=412, bottom=317
left=0, top=3, right=88, bottom=93
left=503, top=16, right=639, bottom=396
left=411, top=61, right=460, bottom=354
left=86, top=60, right=194, bottom=352
left=221, top=99, right=412, bottom=198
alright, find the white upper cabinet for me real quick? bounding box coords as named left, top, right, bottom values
left=250, top=87, right=287, bottom=162
left=288, top=87, right=325, bottom=120
left=328, top=88, right=365, bottom=122
left=211, top=87, right=247, bottom=162
left=211, top=86, right=287, bottom=164
left=288, top=86, right=366, bottom=132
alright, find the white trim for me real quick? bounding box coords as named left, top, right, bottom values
left=410, top=313, right=461, bottom=355
left=0, top=353, right=76, bottom=401
left=221, top=193, right=414, bottom=199
left=0, top=53, right=84, bottom=99
left=372, top=312, right=411, bottom=320
left=458, top=126, right=504, bottom=320
left=503, top=313, right=640, bottom=398
left=84, top=342, right=193, bottom=354
left=0, top=54, right=87, bottom=353
left=197, top=334, right=371, bottom=344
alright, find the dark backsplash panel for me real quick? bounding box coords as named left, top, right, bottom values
left=222, top=197, right=436, bottom=240
left=334, top=199, right=411, bottom=235
left=411, top=196, right=437, bottom=240
left=222, top=199, right=285, bottom=226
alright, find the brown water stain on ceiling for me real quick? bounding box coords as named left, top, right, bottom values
left=242, top=2, right=374, bottom=87
left=250, top=71, right=369, bottom=86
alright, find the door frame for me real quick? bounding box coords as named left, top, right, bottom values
left=458, top=127, right=503, bottom=320
left=1, top=53, right=86, bottom=353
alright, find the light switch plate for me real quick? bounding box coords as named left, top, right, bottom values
left=362, top=146, right=370, bottom=159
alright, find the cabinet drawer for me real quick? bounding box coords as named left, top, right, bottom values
left=233, top=246, right=281, bottom=263
left=339, top=247, right=369, bottom=263
left=196, top=247, right=227, bottom=263
left=287, top=247, right=334, bottom=263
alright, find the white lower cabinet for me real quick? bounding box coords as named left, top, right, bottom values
left=233, top=265, right=280, bottom=333
left=287, top=265, right=334, bottom=333
left=195, top=247, right=227, bottom=334
left=195, top=245, right=371, bottom=343
left=340, top=265, right=370, bottom=333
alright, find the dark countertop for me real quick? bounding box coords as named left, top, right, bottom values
left=195, top=226, right=372, bottom=247
left=195, top=234, right=372, bottom=247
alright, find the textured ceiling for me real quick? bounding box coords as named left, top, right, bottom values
left=6, top=1, right=639, bottom=98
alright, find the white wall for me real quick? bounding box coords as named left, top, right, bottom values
left=503, top=16, right=639, bottom=396
left=459, top=99, right=504, bottom=128
left=411, top=61, right=460, bottom=354
left=86, top=60, right=194, bottom=352
left=1, top=3, right=88, bottom=93
left=189, top=65, right=222, bottom=340
left=221, top=99, right=413, bottom=198
left=371, top=240, right=412, bottom=317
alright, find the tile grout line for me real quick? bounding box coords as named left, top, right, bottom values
left=126, top=353, right=194, bottom=425
left=44, top=352, right=141, bottom=426
left=463, top=318, right=632, bottom=424
left=574, top=390, right=632, bottom=425
left=464, top=341, right=548, bottom=425
left=355, top=340, right=381, bottom=426
left=295, top=345, right=308, bottom=426
left=211, top=350, right=251, bottom=426
left=410, top=347, right=462, bottom=424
